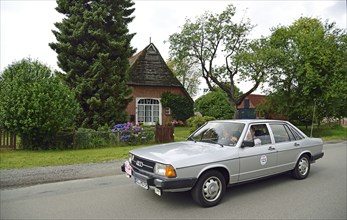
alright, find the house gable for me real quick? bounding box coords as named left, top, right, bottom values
left=128, top=43, right=183, bottom=87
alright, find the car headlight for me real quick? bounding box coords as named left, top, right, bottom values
left=129, top=153, right=134, bottom=163
left=154, top=163, right=177, bottom=178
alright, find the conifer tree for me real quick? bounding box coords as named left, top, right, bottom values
left=50, top=0, right=136, bottom=129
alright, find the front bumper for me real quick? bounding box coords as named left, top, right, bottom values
left=121, top=163, right=197, bottom=192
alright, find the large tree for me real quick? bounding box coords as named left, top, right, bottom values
left=266, top=17, right=347, bottom=123
left=167, top=57, right=200, bottom=98
left=167, top=4, right=278, bottom=118
left=50, top=0, right=136, bottom=129
left=0, top=58, right=79, bottom=150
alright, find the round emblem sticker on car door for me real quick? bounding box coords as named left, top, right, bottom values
left=260, top=155, right=267, bottom=165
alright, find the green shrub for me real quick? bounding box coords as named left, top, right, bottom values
left=111, top=123, right=154, bottom=145
left=161, top=92, right=194, bottom=122
left=194, top=89, right=235, bottom=119
left=0, top=58, right=79, bottom=150
left=186, top=115, right=216, bottom=133
left=72, top=124, right=155, bottom=149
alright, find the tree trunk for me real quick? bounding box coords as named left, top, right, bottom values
left=233, top=109, right=240, bottom=119
left=230, top=100, right=239, bottom=119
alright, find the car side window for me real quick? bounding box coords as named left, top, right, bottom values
left=244, top=124, right=271, bottom=146
left=270, top=124, right=291, bottom=143
left=286, top=124, right=304, bottom=140
left=284, top=125, right=295, bottom=141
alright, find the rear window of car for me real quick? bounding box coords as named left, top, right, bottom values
left=270, top=123, right=305, bottom=143
left=270, top=124, right=291, bottom=143
left=285, top=124, right=304, bottom=140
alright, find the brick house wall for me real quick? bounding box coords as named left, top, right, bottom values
left=237, top=94, right=287, bottom=120
left=126, top=85, right=187, bottom=125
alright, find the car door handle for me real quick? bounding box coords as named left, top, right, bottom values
left=268, top=146, right=276, bottom=151
left=294, top=143, right=300, bottom=147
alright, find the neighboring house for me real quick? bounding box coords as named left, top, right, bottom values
left=126, top=43, right=193, bottom=125
left=237, top=94, right=287, bottom=120
left=237, top=94, right=266, bottom=119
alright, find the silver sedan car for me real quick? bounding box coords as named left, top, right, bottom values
left=121, top=120, right=324, bottom=207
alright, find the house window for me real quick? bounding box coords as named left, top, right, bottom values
left=165, top=107, right=171, bottom=115
left=137, top=98, right=160, bottom=124
left=244, top=99, right=250, bottom=109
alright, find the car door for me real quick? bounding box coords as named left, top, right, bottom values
left=268, top=123, right=303, bottom=173
left=238, top=123, right=278, bottom=181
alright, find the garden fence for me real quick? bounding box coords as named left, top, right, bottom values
left=0, top=129, right=16, bottom=149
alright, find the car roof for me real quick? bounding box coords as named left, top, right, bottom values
left=209, top=119, right=288, bottom=124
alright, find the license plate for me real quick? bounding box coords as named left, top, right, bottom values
left=134, top=178, right=149, bottom=190
left=124, top=161, right=132, bottom=176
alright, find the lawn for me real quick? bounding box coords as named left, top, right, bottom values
left=0, top=127, right=191, bottom=170
left=0, top=125, right=345, bottom=169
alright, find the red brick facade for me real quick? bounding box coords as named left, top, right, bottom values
left=126, top=85, right=188, bottom=125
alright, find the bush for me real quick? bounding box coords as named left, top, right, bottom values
left=112, top=122, right=154, bottom=145
left=194, top=89, right=235, bottom=119
left=74, top=123, right=155, bottom=149
left=161, top=92, right=194, bottom=122
left=51, top=128, right=75, bottom=150
left=0, top=58, right=79, bottom=150
left=186, top=115, right=216, bottom=133
left=73, top=128, right=113, bottom=149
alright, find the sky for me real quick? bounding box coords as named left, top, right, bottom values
left=1, top=0, right=346, bottom=97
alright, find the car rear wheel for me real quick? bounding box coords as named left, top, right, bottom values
left=292, top=154, right=311, bottom=179
left=191, top=170, right=226, bottom=207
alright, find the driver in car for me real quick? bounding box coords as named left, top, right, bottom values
left=245, top=126, right=261, bottom=146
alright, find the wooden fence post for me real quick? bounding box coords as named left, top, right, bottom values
left=0, top=129, right=16, bottom=150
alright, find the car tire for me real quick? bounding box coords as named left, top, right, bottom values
left=292, top=154, right=311, bottom=180
left=191, top=170, right=226, bottom=207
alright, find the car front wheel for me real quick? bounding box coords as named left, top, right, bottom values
left=292, top=154, right=311, bottom=179
left=191, top=170, right=226, bottom=207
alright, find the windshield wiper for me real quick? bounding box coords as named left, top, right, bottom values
left=187, top=136, right=196, bottom=143
left=201, top=140, right=224, bottom=148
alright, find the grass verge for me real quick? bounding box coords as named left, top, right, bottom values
left=0, top=125, right=345, bottom=169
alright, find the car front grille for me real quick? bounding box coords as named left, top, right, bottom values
left=131, top=155, right=155, bottom=173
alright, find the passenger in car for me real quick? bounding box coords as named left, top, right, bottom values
left=220, top=129, right=239, bottom=145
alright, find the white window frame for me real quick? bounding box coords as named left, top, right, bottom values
left=136, top=97, right=162, bottom=125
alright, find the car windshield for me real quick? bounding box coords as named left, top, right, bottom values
left=189, top=122, right=245, bottom=147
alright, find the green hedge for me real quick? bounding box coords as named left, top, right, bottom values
left=38, top=127, right=155, bottom=150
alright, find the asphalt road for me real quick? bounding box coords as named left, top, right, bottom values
left=1, top=141, right=346, bottom=220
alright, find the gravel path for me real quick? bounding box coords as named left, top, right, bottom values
left=0, top=160, right=126, bottom=189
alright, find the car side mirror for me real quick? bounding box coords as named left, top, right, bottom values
left=242, top=140, right=255, bottom=148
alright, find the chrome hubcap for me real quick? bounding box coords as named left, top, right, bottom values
left=202, top=177, right=222, bottom=202
left=298, top=157, right=309, bottom=176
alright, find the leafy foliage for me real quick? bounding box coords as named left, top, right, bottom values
left=73, top=123, right=154, bottom=149
left=161, top=92, right=194, bottom=122
left=0, top=58, right=79, bottom=150
left=50, top=0, right=136, bottom=129
left=266, top=17, right=347, bottom=122
left=186, top=115, right=216, bottom=133
left=112, top=122, right=154, bottom=145
left=167, top=57, right=200, bottom=98
left=167, top=4, right=278, bottom=118
left=194, top=89, right=235, bottom=119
